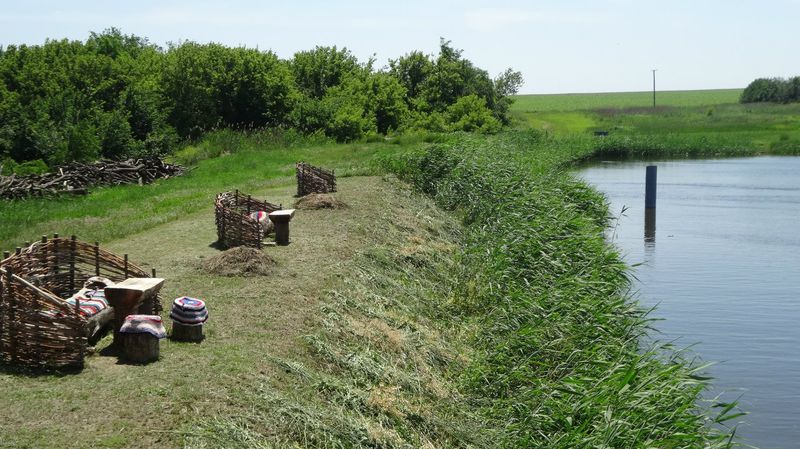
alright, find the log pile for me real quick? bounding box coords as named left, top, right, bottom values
left=296, top=162, right=336, bottom=197
left=0, top=157, right=184, bottom=200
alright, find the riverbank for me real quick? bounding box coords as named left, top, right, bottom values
left=2, top=130, right=792, bottom=447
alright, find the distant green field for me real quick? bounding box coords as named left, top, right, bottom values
left=512, top=88, right=743, bottom=112
left=507, top=88, right=800, bottom=152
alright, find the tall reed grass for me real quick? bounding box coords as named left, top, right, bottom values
left=387, top=130, right=742, bottom=448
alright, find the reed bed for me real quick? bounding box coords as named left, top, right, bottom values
left=387, top=131, right=741, bottom=448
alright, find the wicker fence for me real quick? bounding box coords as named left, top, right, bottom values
left=0, top=236, right=158, bottom=370
left=215, top=190, right=282, bottom=249
left=296, top=162, right=336, bottom=197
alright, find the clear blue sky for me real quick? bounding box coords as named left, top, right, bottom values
left=2, top=0, right=798, bottom=94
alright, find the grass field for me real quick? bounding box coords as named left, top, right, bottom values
left=510, top=89, right=800, bottom=153
left=0, top=130, right=433, bottom=249
left=512, top=88, right=743, bottom=112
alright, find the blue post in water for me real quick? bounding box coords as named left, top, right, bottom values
left=645, top=165, right=657, bottom=209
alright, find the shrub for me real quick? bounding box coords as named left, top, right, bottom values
left=445, top=94, right=501, bottom=133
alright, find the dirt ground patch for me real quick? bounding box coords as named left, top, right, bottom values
left=201, top=246, right=276, bottom=276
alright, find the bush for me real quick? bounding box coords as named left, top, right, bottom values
left=445, top=94, right=501, bottom=133
left=740, top=76, right=800, bottom=104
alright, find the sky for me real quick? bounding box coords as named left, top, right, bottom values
left=1, top=0, right=798, bottom=94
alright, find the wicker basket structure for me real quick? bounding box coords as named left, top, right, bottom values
left=214, top=190, right=282, bottom=249
left=0, top=236, right=159, bottom=369
left=296, top=162, right=336, bottom=197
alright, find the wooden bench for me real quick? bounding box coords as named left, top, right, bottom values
left=268, top=209, right=296, bottom=245
left=105, top=277, right=164, bottom=347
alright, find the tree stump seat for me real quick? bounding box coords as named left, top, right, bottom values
left=169, top=297, right=208, bottom=342
left=119, top=314, right=166, bottom=363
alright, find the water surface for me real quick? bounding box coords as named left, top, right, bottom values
left=579, top=157, right=800, bottom=449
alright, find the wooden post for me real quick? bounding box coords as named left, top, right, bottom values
left=53, top=234, right=59, bottom=275
left=15, top=247, right=21, bottom=255
left=6, top=267, right=15, bottom=363
left=94, top=241, right=100, bottom=276
left=3, top=251, right=9, bottom=259
left=124, top=254, right=129, bottom=278
left=645, top=165, right=657, bottom=209
left=645, top=166, right=657, bottom=243
left=220, top=204, right=226, bottom=246
left=0, top=267, right=5, bottom=356
left=40, top=235, right=48, bottom=278
left=69, top=235, right=77, bottom=293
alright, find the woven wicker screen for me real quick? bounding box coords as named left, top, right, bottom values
left=296, top=162, right=336, bottom=197
left=0, top=237, right=157, bottom=369
left=214, top=191, right=281, bottom=249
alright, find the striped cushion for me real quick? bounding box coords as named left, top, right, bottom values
left=249, top=211, right=269, bottom=222
left=120, top=315, right=166, bottom=339
left=65, top=289, right=109, bottom=317
left=170, top=297, right=208, bottom=325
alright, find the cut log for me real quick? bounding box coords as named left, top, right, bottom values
left=121, top=332, right=159, bottom=363
left=171, top=322, right=204, bottom=342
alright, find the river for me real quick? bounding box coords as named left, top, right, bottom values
left=579, top=156, right=800, bottom=449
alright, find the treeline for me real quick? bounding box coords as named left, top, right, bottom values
left=0, top=28, right=522, bottom=168
left=740, top=76, right=800, bottom=104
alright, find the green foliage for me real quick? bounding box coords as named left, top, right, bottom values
left=740, top=76, right=800, bottom=104
left=291, top=46, right=362, bottom=99
left=0, top=157, right=48, bottom=175
left=445, top=94, right=501, bottom=133
left=741, top=78, right=787, bottom=103
left=387, top=131, right=743, bottom=448
left=1, top=31, right=520, bottom=164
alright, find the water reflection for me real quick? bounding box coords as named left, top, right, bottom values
left=644, top=207, right=656, bottom=245
left=580, top=157, right=800, bottom=449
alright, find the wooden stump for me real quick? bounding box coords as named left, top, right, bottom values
left=172, top=322, right=204, bottom=342
left=121, top=333, right=159, bottom=363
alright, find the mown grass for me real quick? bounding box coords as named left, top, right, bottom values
left=0, top=129, right=434, bottom=250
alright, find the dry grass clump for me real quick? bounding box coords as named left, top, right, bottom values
left=202, top=246, right=276, bottom=276
left=294, top=193, right=348, bottom=210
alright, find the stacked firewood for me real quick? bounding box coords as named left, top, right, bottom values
left=0, top=157, right=184, bottom=200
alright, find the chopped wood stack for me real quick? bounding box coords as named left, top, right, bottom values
left=0, top=157, right=184, bottom=200
left=296, top=162, right=336, bottom=197
left=0, top=236, right=159, bottom=370
left=215, top=191, right=282, bottom=249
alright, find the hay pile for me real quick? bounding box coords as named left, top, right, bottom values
left=202, top=246, right=276, bottom=277
left=294, top=193, right=348, bottom=210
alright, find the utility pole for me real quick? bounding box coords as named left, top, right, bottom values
left=652, top=69, right=657, bottom=108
